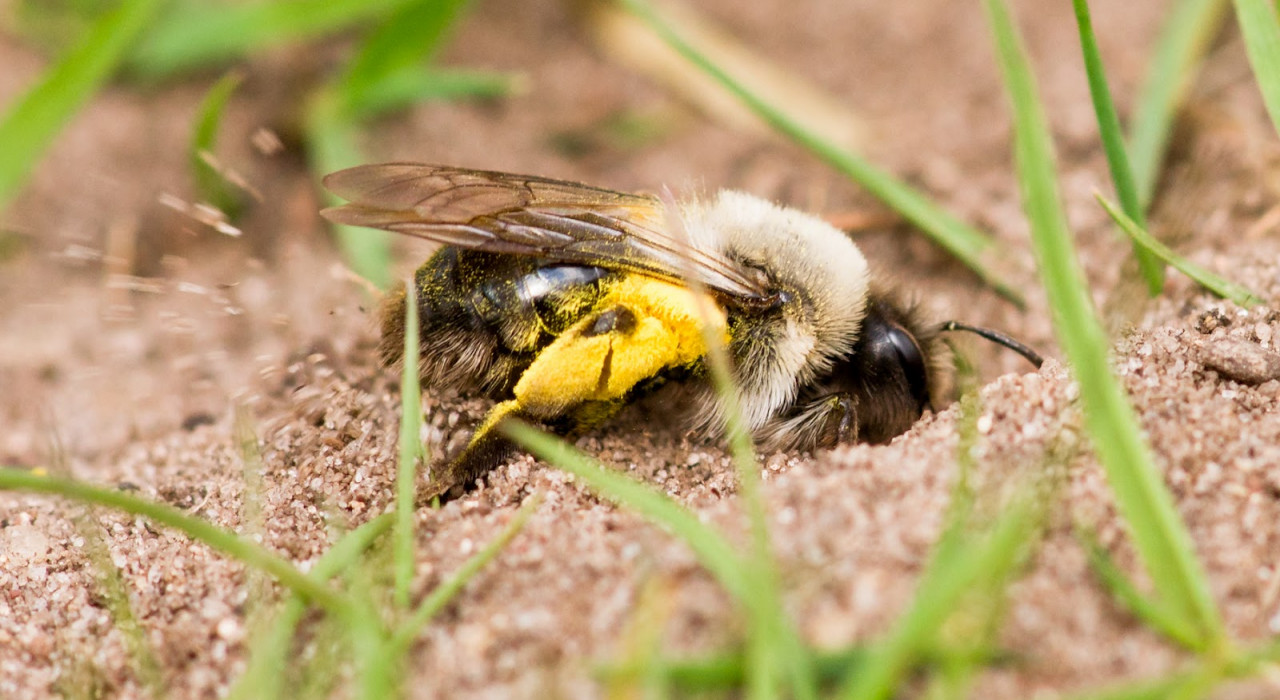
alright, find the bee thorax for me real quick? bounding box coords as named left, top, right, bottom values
left=684, top=190, right=872, bottom=431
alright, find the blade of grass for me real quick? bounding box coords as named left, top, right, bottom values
left=337, top=0, right=472, bottom=114
left=13, top=0, right=110, bottom=52
left=1057, top=672, right=1217, bottom=700
left=687, top=271, right=785, bottom=700
left=835, top=391, right=1030, bottom=700
left=385, top=494, right=541, bottom=654
left=839, top=491, right=1041, bottom=700
left=982, top=0, right=1224, bottom=650
left=306, top=0, right=480, bottom=289
left=506, top=424, right=814, bottom=697
left=658, top=188, right=815, bottom=700
left=344, top=67, right=525, bottom=121
left=618, top=0, right=1024, bottom=307
left=1063, top=639, right=1280, bottom=700
left=234, top=405, right=275, bottom=670
left=338, top=495, right=410, bottom=699
left=0, top=0, right=165, bottom=211
left=0, top=467, right=349, bottom=615
left=394, top=273, right=423, bottom=609
left=291, top=612, right=350, bottom=700
left=1070, top=0, right=1164, bottom=293
left=1095, top=194, right=1265, bottom=307
left=1077, top=528, right=1203, bottom=649
left=599, top=642, right=1009, bottom=692
left=127, top=0, right=418, bottom=79
left=913, top=394, right=1000, bottom=700
left=306, top=88, right=393, bottom=290
left=227, top=513, right=395, bottom=700
left=503, top=423, right=749, bottom=601
left=1128, top=0, right=1230, bottom=208
left=190, top=70, right=245, bottom=215
left=50, top=425, right=164, bottom=698
left=349, top=555, right=397, bottom=700
left=1232, top=0, right=1280, bottom=138
left=600, top=646, right=865, bottom=692
left=71, top=507, right=165, bottom=696
left=603, top=576, right=676, bottom=699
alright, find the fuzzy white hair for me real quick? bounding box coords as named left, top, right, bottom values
left=681, top=190, right=870, bottom=431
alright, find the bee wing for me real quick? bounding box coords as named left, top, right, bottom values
left=321, top=163, right=767, bottom=299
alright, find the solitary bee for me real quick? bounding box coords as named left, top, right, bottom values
left=322, top=164, right=1040, bottom=501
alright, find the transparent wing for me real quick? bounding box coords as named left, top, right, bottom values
left=321, top=163, right=767, bottom=298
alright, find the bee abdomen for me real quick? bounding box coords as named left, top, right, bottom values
left=383, top=248, right=614, bottom=397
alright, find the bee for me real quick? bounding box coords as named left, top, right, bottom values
left=321, top=164, right=1042, bottom=501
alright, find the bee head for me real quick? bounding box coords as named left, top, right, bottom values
left=826, top=297, right=944, bottom=444
left=837, top=298, right=1047, bottom=442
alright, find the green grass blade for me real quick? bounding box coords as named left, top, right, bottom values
left=599, top=646, right=867, bottom=691
left=306, top=88, right=393, bottom=290
left=344, top=67, right=524, bottom=121
left=618, top=0, right=1023, bottom=307
left=982, top=0, right=1224, bottom=649
left=839, top=494, right=1040, bottom=700
left=386, top=494, right=540, bottom=654
left=190, top=70, right=245, bottom=215
left=337, top=0, right=472, bottom=114
left=72, top=507, right=165, bottom=696
left=503, top=422, right=750, bottom=602
left=12, top=0, right=110, bottom=53
left=228, top=513, right=395, bottom=700
left=233, top=406, right=275, bottom=675
left=1096, top=195, right=1265, bottom=307
left=1078, top=529, right=1203, bottom=649
left=599, top=642, right=1009, bottom=692
left=1233, top=0, right=1280, bottom=138
left=1128, top=0, right=1230, bottom=208
left=44, top=431, right=165, bottom=696
left=1057, top=673, right=1216, bottom=700
left=0, top=467, right=350, bottom=615
left=347, top=556, right=398, bottom=700
left=505, top=423, right=817, bottom=696
left=603, top=577, right=679, bottom=699
left=394, top=274, right=423, bottom=609
left=660, top=186, right=814, bottom=698
left=128, top=0, right=417, bottom=79
left=0, top=0, right=165, bottom=211
left=1057, top=637, right=1280, bottom=700
left=290, top=613, right=349, bottom=699
left=1070, top=0, right=1164, bottom=293
left=835, top=397, right=1032, bottom=700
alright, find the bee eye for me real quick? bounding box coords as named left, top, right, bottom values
left=886, top=324, right=929, bottom=410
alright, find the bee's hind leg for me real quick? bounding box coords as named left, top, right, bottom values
left=419, top=398, right=626, bottom=504
left=419, top=400, right=524, bottom=504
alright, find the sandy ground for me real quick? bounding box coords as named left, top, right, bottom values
left=3, top=0, right=1280, bottom=697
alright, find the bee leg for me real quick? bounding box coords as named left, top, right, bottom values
left=801, top=394, right=858, bottom=448
left=420, top=399, right=524, bottom=504
left=423, top=294, right=708, bottom=502
left=831, top=395, right=857, bottom=444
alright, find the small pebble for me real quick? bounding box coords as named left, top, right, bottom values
left=1198, top=338, right=1280, bottom=385
left=1255, top=322, right=1273, bottom=347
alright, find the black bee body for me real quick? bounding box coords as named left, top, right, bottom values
left=383, top=248, right=620, bottom=395
left=323, top=164, right=1040, bottom=501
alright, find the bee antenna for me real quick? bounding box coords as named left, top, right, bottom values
left=939, top=321, right=1044, bottom=369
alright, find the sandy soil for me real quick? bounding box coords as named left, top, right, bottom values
left=3, top=0, right=1280, bottom=697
